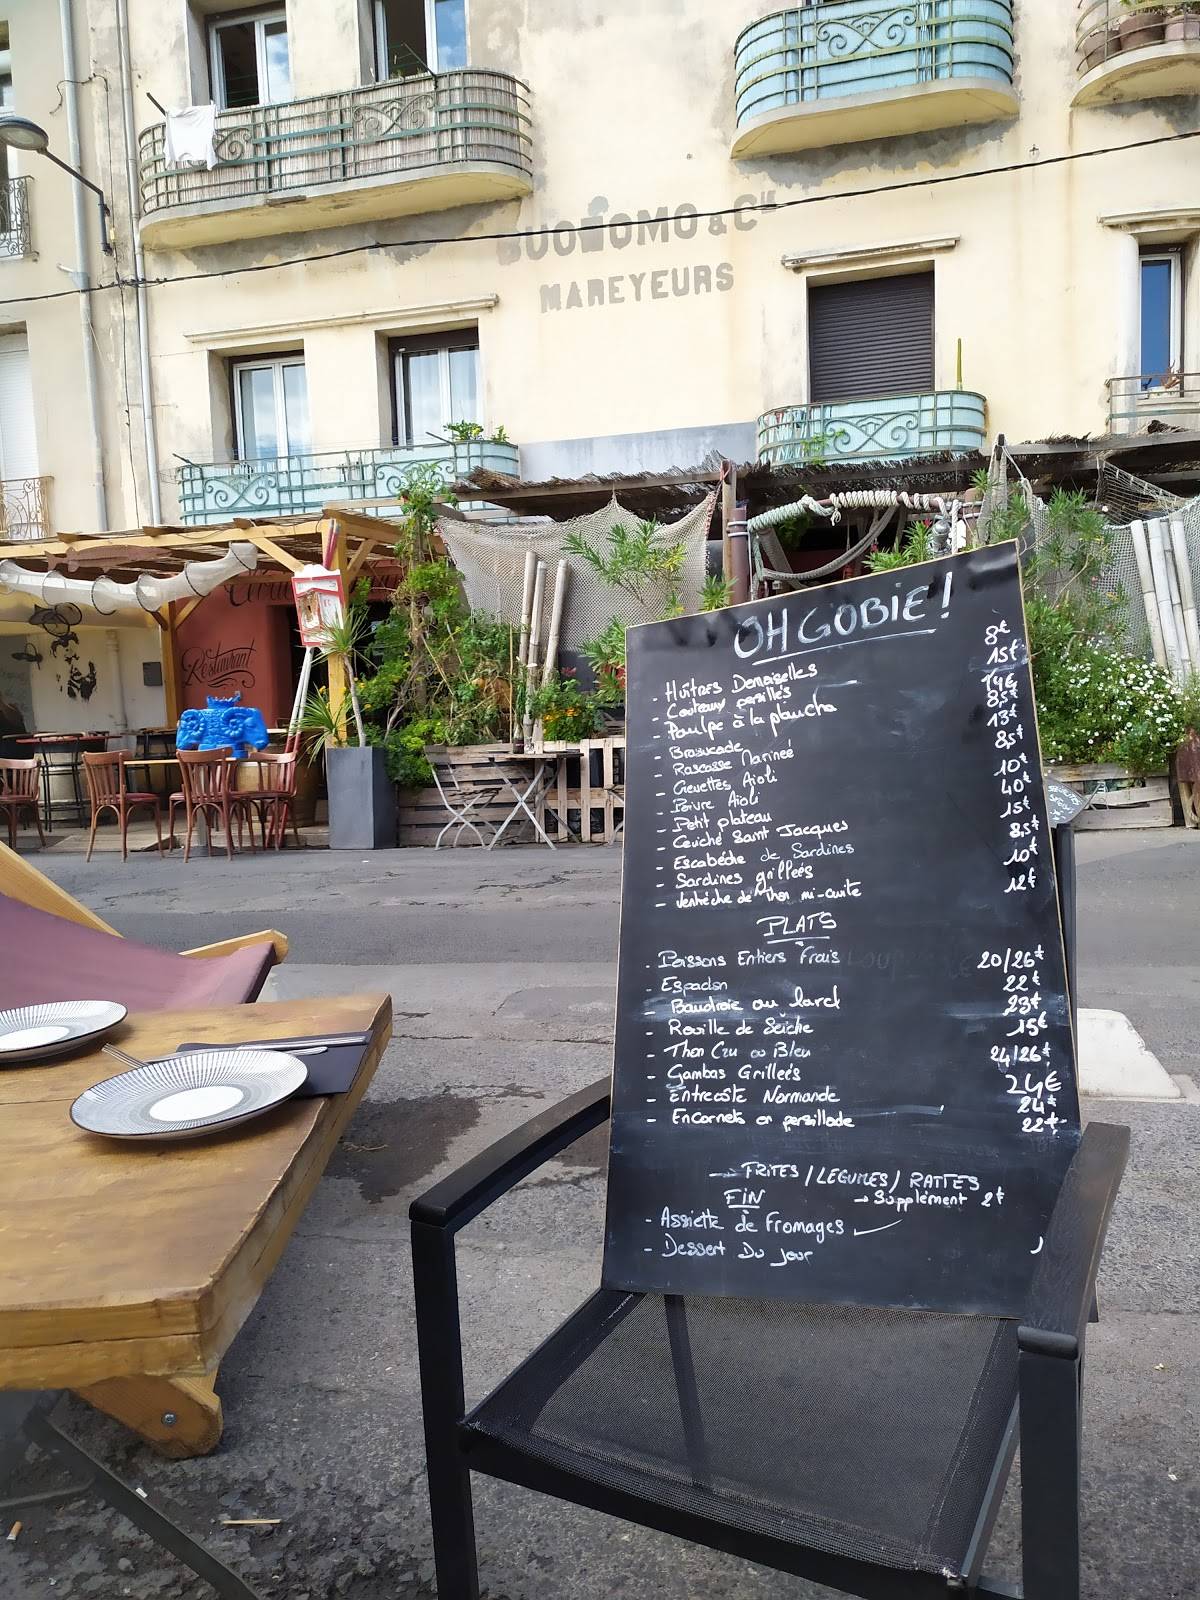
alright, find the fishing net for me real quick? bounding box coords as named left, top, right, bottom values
left=977, top=444, right=1200, bottom=663
left=438, top=493, right=717, bottom=652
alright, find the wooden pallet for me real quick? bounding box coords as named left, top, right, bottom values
left=1051, top=763, right=1173, bottom=831
left=539, top=736, right=626, bottom=845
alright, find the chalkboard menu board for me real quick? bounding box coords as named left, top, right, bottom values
left=602, top=544, right=1079, bottom=1317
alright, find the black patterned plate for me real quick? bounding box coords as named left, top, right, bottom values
left=0, top=1001, right=128, bottom=1066
left=70, top=1050, right=308, bottom=1139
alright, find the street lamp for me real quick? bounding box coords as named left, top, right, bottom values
left=0, top=113, right=113, bottom=253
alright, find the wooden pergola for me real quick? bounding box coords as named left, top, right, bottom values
left=0, top=508, right=408, bottom=721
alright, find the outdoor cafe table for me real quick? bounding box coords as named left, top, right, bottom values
left=0, top=992, right=391, bottom=1458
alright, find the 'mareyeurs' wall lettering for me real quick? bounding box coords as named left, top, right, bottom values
left=501, top=193, right=772, bottom=316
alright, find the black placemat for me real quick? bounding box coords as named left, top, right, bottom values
left=173, top=1035, right=370, bottom=1098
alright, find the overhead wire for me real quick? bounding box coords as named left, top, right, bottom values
left=0, top=122, right=1198, bottom=311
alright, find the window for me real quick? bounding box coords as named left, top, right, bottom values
left=375, top=0, right=467, bottom=77
left=1140, top=250, right=1182, bottom=387
left=210, top=7, right=291, bottom=109
left=808, top=273, right=935, bottom=403
left=392, top=332, right=479, bottom=446
left=232, top=355, right=309, bottom=461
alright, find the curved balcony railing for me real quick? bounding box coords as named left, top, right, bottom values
left=0, top=475, right=52, bottom=542
left=1077, top=0, right=1200, bottom=73
left=0, top=176, right=32, bottom=259
left=757, top=392, right=987, bottom=466
left=1074, top=1, right=1200, bottom=101
left=139, top=70, right=532, bottom=221
left=734, top=1, right=1016, bottom=137
left=177, top=439, right=519, bottom=527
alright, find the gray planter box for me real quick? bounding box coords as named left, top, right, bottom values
left=327, top=745, right=397, bottom=849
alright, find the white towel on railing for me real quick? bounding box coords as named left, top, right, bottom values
left=164, top=103, right=218, bottom=170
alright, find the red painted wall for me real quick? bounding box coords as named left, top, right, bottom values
left=173, top=585, right=293, bottom=726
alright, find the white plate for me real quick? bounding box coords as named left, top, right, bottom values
left=0, top=1001, right=128, bottom=1066
left=70, top=1049, right=308, bottom=1140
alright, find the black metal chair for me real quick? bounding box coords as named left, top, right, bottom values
left=0, top=1393, right=260, bottom=1599
left=411, top=823, right=1130, bottom=1600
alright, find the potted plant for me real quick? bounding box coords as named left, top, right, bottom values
left=1165, top=1, right=1200, bottom=39
left=525, top=671, right=600, bottom=742
left=1119, top=0, right=1167, bottom=50
left=300, top=608, right=397, bottom=850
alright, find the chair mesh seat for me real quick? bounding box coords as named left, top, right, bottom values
left=467, top=1290, right=1018, bottom=1578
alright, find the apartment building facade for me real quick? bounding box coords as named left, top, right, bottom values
left=0, top=0, right=1199, bottom=540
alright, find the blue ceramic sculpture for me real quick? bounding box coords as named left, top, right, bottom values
left=176, top=694, right=269, bottom=761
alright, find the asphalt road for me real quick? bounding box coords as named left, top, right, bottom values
left=2, top=833, right=1198, bottom=1600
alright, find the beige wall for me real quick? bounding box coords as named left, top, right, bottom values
left=4, top=0, right=1200, bottom=534
left=0, top=617, right=165, bottom=734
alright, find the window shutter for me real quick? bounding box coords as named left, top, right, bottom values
left=808, top=273, right=935, bottom=404
left=0, top=333, right=38, bottom=481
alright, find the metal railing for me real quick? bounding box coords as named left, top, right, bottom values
left=139, top=70, right=532, bottom=217
left=734, top=1, right=1016, bottom=129
left=0, top=176, right=32, bottom=259
left=0, top=476, right=52, bottom=540
left=1108, top=373, right=1200, bottom=434
left=177, top=439, right=520, bottom=526
left=1076, top=0, right=1200, bottom=75
left=757, top=392, right=988, bottom=466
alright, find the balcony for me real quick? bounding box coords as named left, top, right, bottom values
left=0, top=176, right=32, bottom=260
left=732, top=1, right=1017, bottom=159
left=757, top=391, right=987, bottom=466
left=0, top=476, right=52, bottom=542
left=1074, top=1, right=1200, bottom=107
left=177, top=438, right=520, bottom=527
left=1108, top=373, right=1200, bottom=435
left=138, top=71, right=532, bottom=250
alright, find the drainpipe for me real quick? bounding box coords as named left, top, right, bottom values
left=59, top=0, right=109, bottom=531
left=114, top=0, right=162, bottom=524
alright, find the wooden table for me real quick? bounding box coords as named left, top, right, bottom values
left=0, top=992, right=391, bottom=1457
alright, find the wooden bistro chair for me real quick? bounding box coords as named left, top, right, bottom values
left=237, top=751, right=301, bottom=851
left=170, top=748, right=255, bottom=863
left=411, top=825, right=1131, bottom=1600
left=0, top=758, right=45, bottom=850
left=82, top=750, right=163, bottom=863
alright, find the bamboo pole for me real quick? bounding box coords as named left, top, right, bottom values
left=513, top=549, right=537, bottom=752
left=1130, top=520, right=1168, bottom=670
left=1169, top=514, right=1200, bottom=673
left=523, top=560, right=547, bottom=748
left=540, top=560, right=569, bottom=690
left=1160, top=516, right=1191, bottom=677
left=516, top=550, right=537, bottom=675
left=1147, top=517, right=1185, bottom=681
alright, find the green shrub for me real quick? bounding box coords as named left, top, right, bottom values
left=1034, top=638, right=1184, bottom=775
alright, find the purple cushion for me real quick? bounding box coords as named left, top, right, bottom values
left=0, top=893, right=276, bottom=1012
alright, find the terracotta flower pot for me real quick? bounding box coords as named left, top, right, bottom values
left=1165, top=10, right=1200, bottom=38
left=1080, top=23, right=1114, bottom=65
left=1120, top=7, right=1167, bottom=48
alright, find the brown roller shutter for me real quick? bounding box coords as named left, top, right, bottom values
left=808, top=273, right=935, bottom=404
